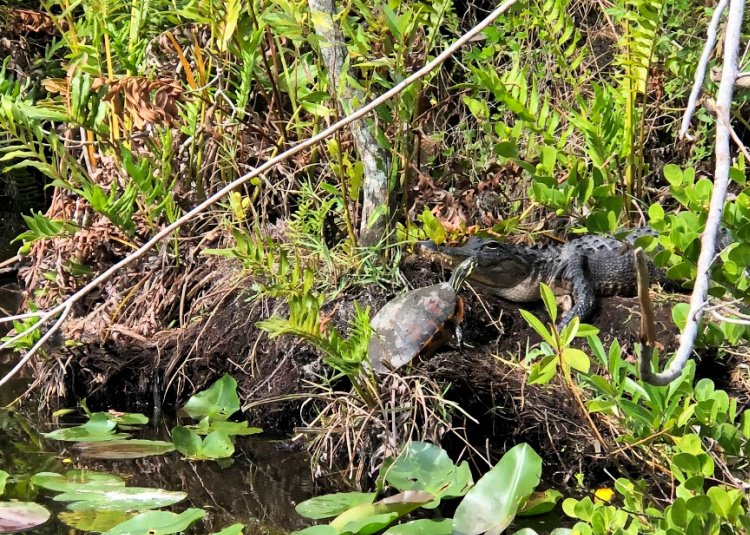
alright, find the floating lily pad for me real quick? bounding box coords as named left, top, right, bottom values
left=31, top=470, right=126, bottom=493
left=188, top=418, right=262, bottom=437
left=383, top=518, right=453, bottom=534
left=102, top=507, right=205, bottom=534
left=59, top=509, right=133, bottom=532
left=43, top=413, right=129, bottom=442
left=102, top=411, right=149, bottom=427
left=181, top=375, right=240, bottom=421
left=296, top=492, right=376, bottom=519
left=73, top=439, right=176, bottom=459
left=385, top=442, right=473, bottom=508
left=53, top=486, right=187, bottom=512
left=0, top=501, right=51, bottom=532
left=211, top=524, right=245, bottom=535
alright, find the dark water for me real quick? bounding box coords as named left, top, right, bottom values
left=0, top=282, right=319, bottom=533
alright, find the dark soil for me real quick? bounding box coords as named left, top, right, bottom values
left=32, top=250, right=689, bottom=483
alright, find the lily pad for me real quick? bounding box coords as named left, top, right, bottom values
left=102, top=508, right=205, bottom=534
left=383, top=518, right=453, bottom=534
left=330, top=491, right=434, bottom=533
left=59, top=509, right=133, bottom=532
left=296, top=492, right=377, bottom=519
left=181, top=374, right=240, bottom=421
left=211, top=524, right=245, bottom=535
left=53, top=486, right=187, bottom=512
left=102, top=411, right=149, bottom=427
left=43, top=413, right=129, bottom=442
left=0, top=501, right=51, bottom=532
left=188, top=418, right=262, bottom=437
left=73, top=439, right=176, bottom=459
left=31, top=470, right=126, bottom=493
left=453, top=443, right=542, bottom=535
left=384, top=441, right=473, bottom=508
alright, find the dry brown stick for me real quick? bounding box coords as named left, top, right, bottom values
left=633, top=247, right=658, bottom=382
left=0, top=0, right=523, bottom=390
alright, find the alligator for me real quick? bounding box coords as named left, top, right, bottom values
left=421, top=229, right=663, bottom=327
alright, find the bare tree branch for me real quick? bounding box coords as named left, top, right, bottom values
left=646, top=0, right=744, bottom=386
left=679, top=0, right=728, bottom=140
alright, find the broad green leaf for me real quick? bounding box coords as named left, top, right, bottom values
left=671, top=303, right=690, bottom=331
left=330, top=491, right=433, bottom=532
left=43, top=413, right=128, bottom=442
left=211, top=524, right=245, bottom=535
left=453, top=443, right=542, bottom=535
left=54, top=486, right=187, bottom=512
left=58, top=509, right=131, bottom=532
left=172, top=426, right=202, bottom=457
left=520, top=310, right=555, bottom=346
left=31, top=471, right=126, bottom=493
left=528, top=354, right=557, bottom=385
left=383, top=518, right=452, bottom=534
left=102, top=508, right=205, bottom=534
left=291, top=526, right=338, bottom=535
left=296, top=492, right=376, bottom=520
left=562, top=348, right=590, bottom=373
left=384, top=442, right=472, bottom=507
left=0, top=471, right=7, bottom=496
left=181, top=375, right=240, bottom=421
left=73, top=439, right=175, bottom=459
left=188, top=420, right=262, bottom=437
left=518, top=489, right=564, bottom=516
left=539, top=284, right=557, bottom=323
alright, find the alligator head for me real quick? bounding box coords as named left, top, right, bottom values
left=420, top=237, right=535, bottom=290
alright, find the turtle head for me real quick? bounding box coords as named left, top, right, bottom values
left=448, top=257, right=476, bottom=290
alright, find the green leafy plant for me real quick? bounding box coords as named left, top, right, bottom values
left=172, top=375, right=262, bottom=460
left=293, top=441, right=543, bottom=535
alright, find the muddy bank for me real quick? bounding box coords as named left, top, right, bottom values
left=22, top=249, right=691, bottom=480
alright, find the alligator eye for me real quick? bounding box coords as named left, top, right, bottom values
left=483, top=241, right=501, bottom=250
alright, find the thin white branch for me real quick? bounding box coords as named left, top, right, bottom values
left=645, top=0, right=744, bottom=386
left=0, top=304, right=71, bottom=390
left=0, top=0, right=522, bottom=389
left=0, top=312, right=45, bottom=324
left=679, top=0, right=728, bottom=140
left=0, top=314, right=50, bottom=351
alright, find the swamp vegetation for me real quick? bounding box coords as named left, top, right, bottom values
left=2, top=0, right=750, bottom=532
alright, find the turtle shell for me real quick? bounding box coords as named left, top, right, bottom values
left=368, top=281, right=460, bottom=374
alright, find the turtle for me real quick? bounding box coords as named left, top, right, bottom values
left=368, top=256, right=476, bottom=374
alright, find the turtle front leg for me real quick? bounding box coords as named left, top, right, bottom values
left=557, top=258, right=595, bottom=328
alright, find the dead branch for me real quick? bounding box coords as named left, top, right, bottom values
left=633, top=247, right=659, bottom=381
left=649, top=0, right=745, bottom=386
left=679, top=0, right=728, bottom=140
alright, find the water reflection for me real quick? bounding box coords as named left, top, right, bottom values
left=0, top=409, right=318, bottom=533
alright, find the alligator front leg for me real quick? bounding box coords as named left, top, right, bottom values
left=557, top=259, right=595, bottom=328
